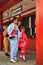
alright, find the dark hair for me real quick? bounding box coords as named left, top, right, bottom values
left=21, top=26, right=25, bottom=29
left=12, top=16, right=17, bottom=22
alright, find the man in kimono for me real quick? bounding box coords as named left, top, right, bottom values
left=7, top=16, right=20, bottom=63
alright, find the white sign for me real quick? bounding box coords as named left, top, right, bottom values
left=12, top=6, right=22, bottom=16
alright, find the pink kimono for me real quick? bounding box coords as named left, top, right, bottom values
left=18, top=32, right=28, bottom=56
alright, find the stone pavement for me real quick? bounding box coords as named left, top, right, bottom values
left=0, top=51, right=36, bottom=65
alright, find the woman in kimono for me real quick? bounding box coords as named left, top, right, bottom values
left=7, top=16, right=20, bottom=63
left=3, top=26, right=10, bottom=57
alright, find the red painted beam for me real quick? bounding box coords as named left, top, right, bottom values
left=0, top=13, right=3, bottom=50
left=0, top=0, right=22, bottom=13
left=36, top=0, right=43, bottom=65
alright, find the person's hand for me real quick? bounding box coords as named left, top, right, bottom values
left=13, top=28, right=16, bottom=31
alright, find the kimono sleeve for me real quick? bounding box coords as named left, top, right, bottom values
left=25, top=33, right=28, bottom=42
left=18, top=27, right=21, bottom=41
left=7, top=24, right=13, bottom=35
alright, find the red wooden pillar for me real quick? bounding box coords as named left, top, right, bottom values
left=0, top=13, right=3, bottom=50
left=36, top=0, right=43, bottom=65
